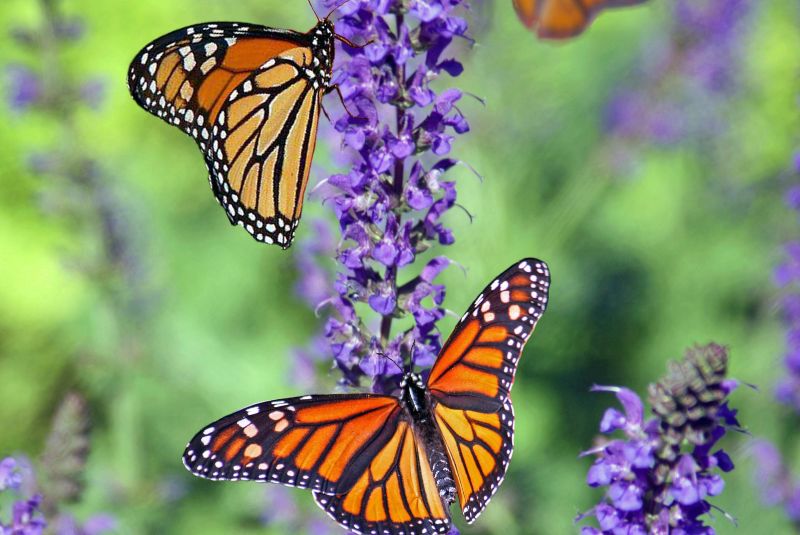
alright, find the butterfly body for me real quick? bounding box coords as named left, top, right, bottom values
left=183, top=259, right=551, bottom=534
left=128, top=19, right=337, bottom=247
left=399, top=372, right=458, bottom=504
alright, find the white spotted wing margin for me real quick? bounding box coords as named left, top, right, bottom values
left=182, top=393, right=403, bottom=496
left=427, top=258, right=551, bottom=413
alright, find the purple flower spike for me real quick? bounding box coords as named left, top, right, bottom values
left=295, top=0, right=471, bottom=394
left=580, top=344, right=740, bottom=534
left=0, top=458, right=21, bottom=492
left=753, top=440, right=800, bottom=521
left=752, top=145, right=800, bottom=523
left=775, top=154, right=800, bottom=414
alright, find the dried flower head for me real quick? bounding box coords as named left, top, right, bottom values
left=580, top=344, right=740, bottom=534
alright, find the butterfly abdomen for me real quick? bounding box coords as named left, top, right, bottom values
left=428, top=441, right=457, bottom=503
left=400, top=373, right=458, bottom=505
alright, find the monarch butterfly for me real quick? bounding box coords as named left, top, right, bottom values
left=127, top=7, right=354, bottom=248
left=513, top=0, right=646, bottom=39
left=183, top=258, right=551, bottom=534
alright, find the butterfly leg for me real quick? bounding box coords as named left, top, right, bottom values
left=326, top=84, right=359, bottom=119
left=320, top=103, right=333, bottom=124
left=334, top=34, right=374, bottom=49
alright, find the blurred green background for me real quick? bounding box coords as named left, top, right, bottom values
left=1, top=0, right=799, bottom=533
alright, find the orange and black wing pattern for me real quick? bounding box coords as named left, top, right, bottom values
left=128, top=21, right=332, bottom=247
left=313, top=420, right=453, bottom=535
left=182, top=394, right=402, bottom=495
left=513, top=0, right=647, bottom=39
left=427, top=258, right=550, bottom=412
left=433, top=398, right=515, bottom=523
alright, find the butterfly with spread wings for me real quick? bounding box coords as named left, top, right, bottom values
left=127, top=8, right=353, bottom=248
left=183, top=258, right=551, bottom=534
left=513, top=0, right=646, bottom=39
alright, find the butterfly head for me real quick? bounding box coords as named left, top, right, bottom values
left=399, top=372, right=425, bottom=390
left=399, top=371, right=429, bottom=418
left=319, top=18, right=335, bottom=35
left=309, top=20, right=336, bottom=87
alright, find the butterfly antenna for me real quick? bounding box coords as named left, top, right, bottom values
left=325, top=0, right=356, bottom=20
left=378, top=351, right=404, bottom=374
left=408, top=341, right=419, bottom=373
left=307, top=0, right=321, bottom=21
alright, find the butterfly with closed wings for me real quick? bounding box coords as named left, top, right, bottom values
left=513, top=0, right=646, bottom=39
left=183, top=258, right=551, bottom=534
left=127, top=5, right=357, bottom=248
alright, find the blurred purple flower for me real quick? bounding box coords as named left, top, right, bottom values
left=5, top=65, right=41, bottom=111
left=0, top=459, right=46, bottom=535
left=580, top=344, right=739, bottom=534
left=79, top=78, right=106, bottom=110
left=53, top=18, right=85, bottom=41
left=52, top=514, right=117, bottom=535
left=262, top=487, right=335, bottom=534
left=604, top=0, right=751, bottom=148
left=752, top=147, right=800, bottom=525
left=261, top=487, right=299, bottom=526
left=1, top=495, right=47, bottom=535
left=5, top=4, right=125, bottom=532
left=0, top=458, right=22, bottom=492
left=0, top=457, right=46, bottom=535
left=293, top=0, right=472, bottom=393
left=0, top=407, right=116, bottom=533
left=295, top=219, right=336, bottom=309
left=752, top=440, right=800, bottom=522
left=776, top=155, right=800, bottom=412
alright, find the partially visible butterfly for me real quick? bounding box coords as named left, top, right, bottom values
left=513, top=0, right=646, bottom=39
left=127, top=5, right=356, bottom=248
left=183, top=258, right=551, bottom=534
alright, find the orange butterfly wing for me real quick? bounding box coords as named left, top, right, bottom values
left=184, top=393, right=454, bottom=534
left=128, top=22, right=328, bottom=247
left=427, top=258, right=550, bottom=412
left=183, top=394, right=402, bottom=495
left=513, top=0, right=647, bottom=39
left=427, top=258, right=550, bottom=522
left=434, top=399, right=515, bottom=523
left=210, top=49, right=322, bottom=247
left=313, top=420, right=453, bottom=535
left=184, top=259, right=551, bottom=531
